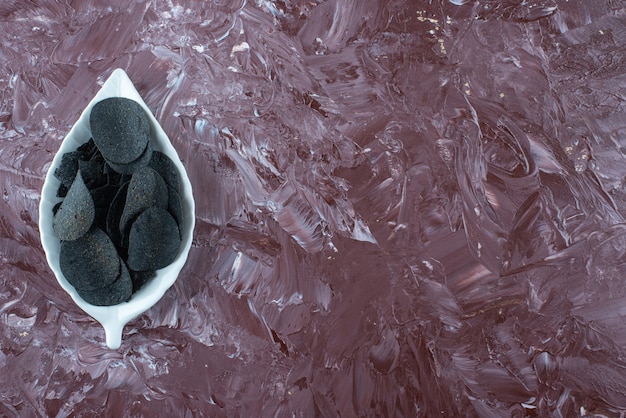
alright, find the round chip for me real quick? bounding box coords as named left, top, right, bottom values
left=90, top=97, right=151, bottom=164
left=59, top=227, right=121, bottom=291
left=127, top=206, right=181, bottom=271
left=77, top=261, right=133, bottom=306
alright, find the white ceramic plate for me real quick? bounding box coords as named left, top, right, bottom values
left=39, top=69, right=195, bottom=349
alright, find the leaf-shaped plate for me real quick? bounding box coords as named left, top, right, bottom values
left=39, top=69, right=195, bottom=349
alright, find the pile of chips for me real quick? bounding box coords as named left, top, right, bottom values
left=52, top=97, right=183, bottom=306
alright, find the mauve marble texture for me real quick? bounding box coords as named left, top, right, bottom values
left=2, top=0, right=626, bottom=416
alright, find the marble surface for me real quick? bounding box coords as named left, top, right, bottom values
left=2, top=0, right=626, bottom=416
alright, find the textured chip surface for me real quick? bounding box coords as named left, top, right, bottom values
left=148, top=151, right=180, bottom=192
left=90, top=97, right=151, bottom=164
left=127, top=206, right=181, bottom=271
left=52, top=171, right=95, bottom=241
left=120, top=166, right=169, bottom=235
left=59, top=227, right=121, bottom=291
left=167, top=186, right=183, bottom=234
left=107, top=139, right=153, bottom=175
left=76, top=261, right=133, bottom=306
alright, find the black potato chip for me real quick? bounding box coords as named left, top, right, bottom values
left=106, top=139, right=153, bottom=175
left=149, top=151, right=180, bottom=192
left=54, top=139, right=99, bottom=189
left=77, top=138, right=98, bottom=159
left=129, top=269, right=156, bottom=293
left=127, top=206, right=181, bottom=271
left=59, top=227, right=121, bottom=291
left=54, top=150, right=82, bottom=194
left=167, top=186, right=183, bottom=236
left=119, top=166, right=168, bottom=235
left=53, top=171, right=95, bottom=241
left=90, top=97, right=151, bottom=164
left=106, top=182, right=129, bottom=250
left=77, top=261, right=133, bottom=306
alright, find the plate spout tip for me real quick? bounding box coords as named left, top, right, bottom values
left=103, top=321, right=124, bottom=349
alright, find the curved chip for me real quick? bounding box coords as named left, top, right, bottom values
left=90, top=97, right=151, bottom=164
left=59, top=227, right=121, bottom=291
left=120, top=166, right=169, bottom=235
left=127, top=206, right=181, bottom=271
left=52, top=171, right=95, bottom=241
left=77, top=260, right=133, bottom=306
left=106, top=139, right=153, bottom=175
left=167, top=185, right=183, bottom=236
left=148, top=151, right=180, bottom=192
